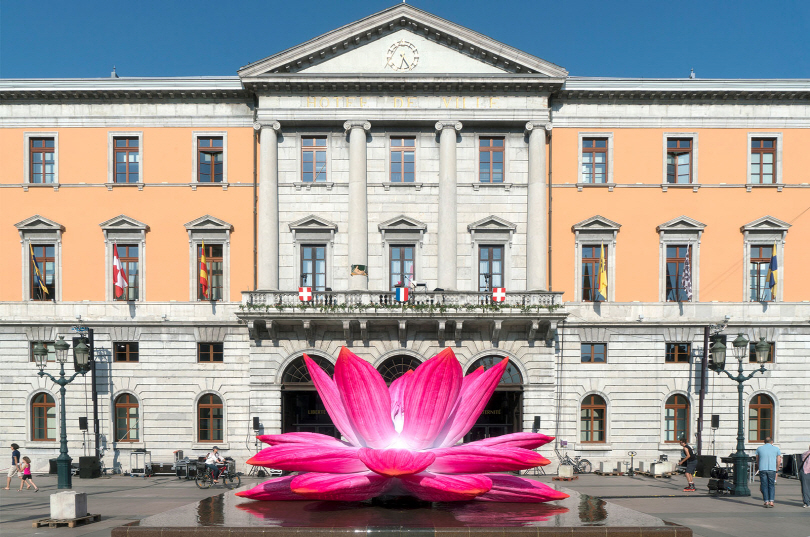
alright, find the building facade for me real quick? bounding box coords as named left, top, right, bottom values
left=1, top=5, right=808, bottom=473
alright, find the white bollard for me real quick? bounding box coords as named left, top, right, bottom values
left=50, top=491, right=87, bottom=520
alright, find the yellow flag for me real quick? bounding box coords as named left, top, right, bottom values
left=598, top=243, right=608, bottom=301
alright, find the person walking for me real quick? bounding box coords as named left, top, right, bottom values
left=17, top=457, right=39, bottom=492
left=755, top=437, right=781, bottom=508
left=678, top=438, right=697, bottom=492
left=4, top=443, right=21, bottom=490
left=800, top=444, right=810, bottom=508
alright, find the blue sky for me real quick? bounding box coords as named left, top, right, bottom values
left=1, top=0, right=808, bottom=79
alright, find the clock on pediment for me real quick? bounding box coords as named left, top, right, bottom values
left=386, top=40, right=419, bottom=72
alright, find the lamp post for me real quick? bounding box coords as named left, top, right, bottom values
left=709, top=333, right=769, bottom=496
left=34, top=336, right=90, bottom=489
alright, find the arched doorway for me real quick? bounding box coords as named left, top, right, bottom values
left=281, top=355, right=339, bottom=438
left=464, top=356, right=523, bottom=442
left=377, top=355, right=422, bottom=384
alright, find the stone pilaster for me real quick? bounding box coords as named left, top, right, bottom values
left=525, top=122, right=550, bottom=290
left=435, top=121, right=462, bottom=291
left=345, top=120, right=371, bottom=290
left=257, top=121, right=281, bottom=290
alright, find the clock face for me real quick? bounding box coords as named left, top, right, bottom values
left=386, top=40, right=419, bottom=72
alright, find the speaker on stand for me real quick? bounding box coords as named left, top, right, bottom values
left=79, top=417, right=88, bottom=456
left=249, top=417, right=264, bottom=477
left=710, top=414, right=719, bottom=456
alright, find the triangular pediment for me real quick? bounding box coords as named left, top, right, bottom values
left=740, top=215, right=791, bottom=233
left=378, top=215, right=427, bottom=232
left=468, top=215, right=517, bottom=232
left=14, top=214, right=64, bottom=232
left=239, top=5, right=567, bottom=78
left=289, top=215, right=338, bottom=232
left=99, top=214, right=149, bottom=231
left=656, top=215, right=706, bottom=233
left=572, top=215, right=621, bottom=233
left=184, top=214, right=233, bottom=231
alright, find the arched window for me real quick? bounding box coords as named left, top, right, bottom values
left=748, top=394, right=774, bottom=442
left=377, top=355, right=422, bottom=384
left=115, top=394, right=139, bottom=442
left=665, top=394, right=689, bottom=443
left=467, top=356, right=523, bottom=385
left=32, top=392, right=56, bottom=441
left=282, top=355, right=335, bottom=384
left=198, top=394, right=223, bottom=442
left=581, top=395, right=606, bottom=443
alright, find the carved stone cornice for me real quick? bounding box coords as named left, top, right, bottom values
left=343, top=120, right=372, bottom=132
left=435, top=121, right=462, bottom=132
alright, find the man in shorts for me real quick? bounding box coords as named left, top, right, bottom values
left=4, top=443, right=21, bottom=490
left=678, top=438, right=697, bottom=492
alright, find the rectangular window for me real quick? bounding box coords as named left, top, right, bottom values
left=114, top=244, right=139, bottom=301
left=581, top=343, right=606, bottom=363
left=749, top=245, right=774, bottom=302
left=581, top=138, right=607, bottom=184
left=29, top=341, right=56, bottom=362
left=198, top=342, right=224, bottom=363
left=114, top=342, right=139, bottom=362
left=301, top=245, right=326, bottom=291
left=198, top=137, right=224, bottom=183
left=478, top=245, right=504, bottom=292
left=114, top=137, right=140, bottom=183
left=390, top=245, right=415, bottom=291
left=30, top=138, right=56, bottom=184
left=30, top=244, right=56, bottom=300
left=665, top=342, right=691, bottom=363
left=665, top=245, right=691, bottom=302
left=198, top=244, right=224, bottom=301
left=666, top=138, right=692, bottom=184
left=750, top=139, right=776, bottom=184
left=749, top=341, right=774, bottom=363
left=479, top=137, right=504, bottom=183
left=390, top=137, right=415, bottom=183
left=581, top=245, right=607, bottom=302
left=302, top=137, right=327, bottom=182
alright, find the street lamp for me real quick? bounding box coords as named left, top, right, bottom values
left=709, top=332, right=767, bottom=496
left=35, top=336, right=90, bottom=489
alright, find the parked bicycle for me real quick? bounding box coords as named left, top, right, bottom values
left=195, top=459, right=241, bottom=489
left=555, top=447, right=592, bottom=474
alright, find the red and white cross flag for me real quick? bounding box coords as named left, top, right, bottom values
left=298, top=287, right=312, bottom=302
left=113, top=244, right=129, bottom=299
left=492, top=287, right=506, bottom=302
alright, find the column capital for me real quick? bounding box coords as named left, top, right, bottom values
left=524, top=121, right=551, bottom=134
left=343, top=120, right=371, bottom=133
left=255, top=120, right=281, bottom=132
left=435, top=121, right=463, bottom=132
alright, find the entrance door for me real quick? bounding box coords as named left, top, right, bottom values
left=281, top=391, right=339, bottom=438
left=464, top=390, right=522, bottom=442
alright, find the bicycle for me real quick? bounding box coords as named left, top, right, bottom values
left=555, top=447, right=592, bottom=474
left=195, top=461, right=241, bottom=490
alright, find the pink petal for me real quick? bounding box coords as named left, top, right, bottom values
left=358, top=448, right=436, bottom=477
left=257, top=432, right=350, bottom=448
left=402, top=348, right=463, bottom=449
left=466, top=432, right=555, bottom=450
left=399, top=472, right=492, bottom=502
left=475, top=474, right=570, bottom=502
left=389, top=369, right=414, bottom=432
left=334, top=347, right=397, bottom=449
left=235, top=476, right=302, bottom=500
left=290, top=471, right=392, bottom=501
left=433, top=358, right=508, bottom=447
left=304, top=354, right=361, bottom=446
left=246, top=444, right=366, bottom=473
left=428, top=446, right=550, bottom=474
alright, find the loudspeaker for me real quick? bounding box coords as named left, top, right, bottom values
left=79, top=456, right=101, bottom=479
left=79, top=417, right=88, bottom=430
left=532, top=416, right=541, bottom=434
left=711, top=415, right=720, bottom=429
left=253, top=417, right=260, bottom=432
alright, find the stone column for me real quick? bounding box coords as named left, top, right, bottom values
left=257, top=121, right=281, bottom=290
left=525, top=122, right=549, bottom=290
left=345, top=120, right=371, bottom=290
left=436, top=121, right=462, bottom=291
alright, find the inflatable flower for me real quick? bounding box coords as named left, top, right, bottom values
left=237, top=347, right=568, bottom=503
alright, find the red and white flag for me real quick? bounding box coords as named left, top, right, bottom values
left=113, top=244, right=129, bottom=298
left=298, top=287, right=312, bottom=302
left=492, top=287, right=506, bottom=302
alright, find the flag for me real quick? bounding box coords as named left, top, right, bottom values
left=29, top=244, right=49, bottom=298
left=395, top=287, right=409, bottom=302
left=351, top=264, right=368, bottom=277
left=492, top=287, right=506, bottom=302
left=298, top=287, right=312, bottom=302
left=597, top=243, right=608, bottom=301
left=766, top=243, right=778, bottom=300
left=112, top=244, right=129, bottom=299
left=681, top=246, right=692, bottom=301
left=199, top=241, right=209, bottom=300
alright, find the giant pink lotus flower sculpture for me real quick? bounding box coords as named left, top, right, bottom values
left=237, top=347, right=568, bottom=503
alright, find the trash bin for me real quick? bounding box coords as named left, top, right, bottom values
left=49, top=458, right=58, bottom=474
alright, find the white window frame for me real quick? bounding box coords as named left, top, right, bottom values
left=184, top=215, right=233, bottom=302
left=662, top=132, right=699, bottom=189
left=378, top=215, right=427, bottom=291
left=108, top=131, right=144, bottom=185
left=289, top=215, right=337, bottom=291
left=657, top=217, right=705, bottom=302
left=192, top=131, right=228, bottom=185
left=740, top=216, right=790, bottom=302
left=577, top=132, right=614, bottom=187
left=100, top=215, right=148, bottom=302
left=15, top=215, right=64, bottom=302
left=23, top=132, right=59, bottom=186
left=572, top=216, right=620, bottom=302
left=468, top=216, right=516, bottom=292
left=746, top=132, right=783, bottom=187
